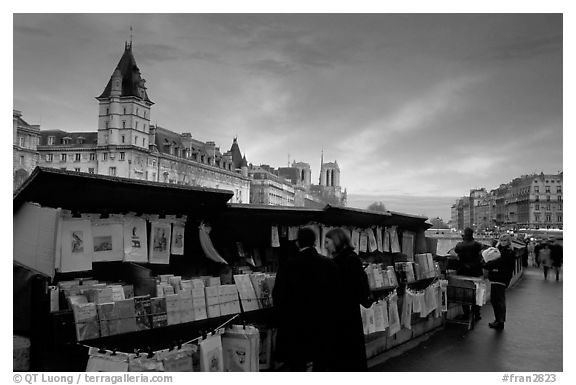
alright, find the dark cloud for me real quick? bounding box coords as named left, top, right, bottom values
left=13, top=25, right=52, bottom=38
left=470, top=34, right=562, bottom=62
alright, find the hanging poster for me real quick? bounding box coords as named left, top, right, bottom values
left=360, top=305, right=370, bottom=335
left=401, top=292, right=413, bottom=330
left=367, top=228, right=378, bottom=252
left=171, top=222, right=185, bottom=255
left=359, top=232, right=368, bottom=253
left=383, top=227, right=391, bottom=252
left=60, top=218, right=94, bottom=272
left=123, top=217, right=148, bottom=263
left=149, top=222, right=171, bottom=264
left=440, top=280, right=448, bottom=312
left=13, top=202, right=60, bottom=278
left=271, top=226, right=280, bottom=248
left=222, top=329, right=253, bottom=372
left=159, top=345, right=196, bottom=372
left=128, top=355, right=164, bottom=372
left=92, top=220, right=124, bottom=262
left=387, top=295, right=401, bottom=336
left=86, top=347, right=129, bottom=372
left=200, top=334, right=224, bottom=372
left=381, top=299, right=389, bottom=329
left=351, top=228, right=360, bottom=254
left=402, top=231, right=415, bottom=261
left=376, top=226, right=384, bottom=252
left=288, top=226, right=299, bottom=241
left=389, top=226, right=401, bottom=253
left=309, top=225, right=322, bottom=254
left=374, top=301, right=387, bottom=332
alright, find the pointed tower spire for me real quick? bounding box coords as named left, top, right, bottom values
left=319, top=148, right=324, bottom=184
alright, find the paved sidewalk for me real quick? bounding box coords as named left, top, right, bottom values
left=371, top=268, right=563, bottom=372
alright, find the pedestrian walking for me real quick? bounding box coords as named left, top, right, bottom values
left=527, top=241, right=536, bottom=267
left=550, top=237, right=563, bottom=282
left=324, top=227, right=371, bottom=372
left=272, top=227, right=338, bottom=371
left=535, top=241, right=553, bottom=280
left=483, top=234, right=516, bottom=330
left=454, top=227, right=486, bottom=321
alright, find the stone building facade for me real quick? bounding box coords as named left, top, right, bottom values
left=23, top=41, right=250, bottom=202
left=13, top=110, right=41, bottom=190
left=450, top=172, right=563, bottom=231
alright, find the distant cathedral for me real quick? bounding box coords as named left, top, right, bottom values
left=278, top=152, right=347, bottom=207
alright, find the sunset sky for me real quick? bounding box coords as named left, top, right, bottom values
left=13, top=14, right=562, bottom=218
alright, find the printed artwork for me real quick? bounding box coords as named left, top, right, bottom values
left=154, top=227, right=169, bottom=252
left=149, top=222, right=171, bottom=264
left=72, top=231, right=84, bottom=253
left=123, top=217, right=148, bottom=263
left=200, top=335, right=224, bottom=372
left=94, top=236, right=113, bottom=252
left=60, top=219, right=93, bottom=272
left=171, top=223, right=185, bottom=255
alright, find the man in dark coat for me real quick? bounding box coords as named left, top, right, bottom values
left=272, top=227, right=338, bottom=371
left=454, top=227, right=487, bottom=320
left=483, top=234, right=517, bottom=330
left=550, top=237, right=563, bottom=281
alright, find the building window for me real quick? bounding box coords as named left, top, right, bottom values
left=89, top=153, right=96, bottom=161
left=106, top=108, right=109, bottom=115
left=123, top=107, right=126, bottom=115
left=545, top=186, right=550, bottom=193
left=135, top=121, right=139, bottom=129
left=144, top=111, right=146, bottom=119
left=557, top=187, right=562, bottom=194
left=152, top=172, right=156, bottom=181
left=48, top=136, right=55, bottom=145
left=103, top=153, right=108, bottom=161
left=546, top=204, right=551, bottom=211
left=546, top=195, right=550, bottom=201
left=558, top=195, right=562, bottom=201
left=109, top=167, right=117, bottom=176
left=61, top=153, right=67, bottom=162
left=120, top=135, right=125, bottom=144
left=19, top=136, right=25, bottom=147
left=74, top=167, right=81, bottom=172
left=535, top=204, right=539, bottom=211
left=535, top=214, right=540, bottom=222
left=142, top=138, right=145, bottom=147
left=122, top=121, right=126, bottom=129
left=46, top=154, right=53, bottom=162
left=19, top=155, right=24, bottom=165
left=534, top=186, right=539, bottom=193
left=135, top=136, right=138, bottom=144
left=88, top=168, right=95, bottom=174
left=75, top=153, right=81, bottom=162
left=558, top=215, right=562, bottom=222
left=120, top=152, right=125, bottom=161
left=144, top=124, right=147, bottom=130
left=546, top=214, right=551, bottom=222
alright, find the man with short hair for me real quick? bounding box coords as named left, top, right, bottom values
left=272, top=227, right=338, bottom=371
left=454, top=227, right=487, bottom=321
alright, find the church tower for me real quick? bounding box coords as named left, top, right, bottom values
left=96, top=41, right=154, bottom=149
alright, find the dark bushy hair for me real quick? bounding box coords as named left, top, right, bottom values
left=297, top=227, right=316, bottom=248
left=326, top=227, right=353, bottom=253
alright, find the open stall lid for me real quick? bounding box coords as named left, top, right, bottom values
left=14, top=167, right=234, bottom=215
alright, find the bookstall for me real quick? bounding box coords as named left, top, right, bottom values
left=13, top=167, right=273, bottom=372
left=208, top=204, right=448, bottom=365
left=14, top=167, right=514, bottom=372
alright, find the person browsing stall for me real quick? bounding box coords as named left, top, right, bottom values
left=324, top=228, right=371, bottom=372
left=454, top=227, right=487, bottom=321
left=272, top=227, right=338, bottom=371
left=483, top=234, right=516, bottom=330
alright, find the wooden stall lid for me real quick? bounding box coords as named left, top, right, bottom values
left=14, top=167, right=234, bottom=215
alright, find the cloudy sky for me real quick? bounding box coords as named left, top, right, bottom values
left=13, top=14, right=562, bottom=217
